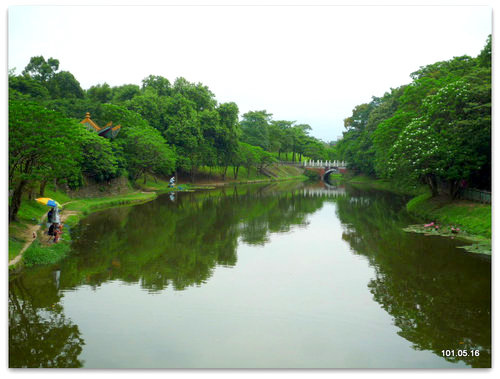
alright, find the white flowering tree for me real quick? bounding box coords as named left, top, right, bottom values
left=387, top=118, right=443, bottom=196
left=388, top=72, right=491, bottom=197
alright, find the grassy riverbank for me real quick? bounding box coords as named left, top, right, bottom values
left=8, top=187, right=72, bottom=261
left=406, top=192, right=491, bottom=239
left=9, top=190, right=161, bottom=268
left=345, top=175, right=491, bottom=253
left=63, top=191, right=158, bottom=215
left=9, top=164, right=307, bottom=268
left=188, top=164, right=307, bottom=185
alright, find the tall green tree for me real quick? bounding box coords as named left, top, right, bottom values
left=86, top=83, right=113, bottom=103
left=46, top=71, right=84, bottom=99
left=22, top=56, right=59, bottom=82
left=162, top=94, right=202, bottom=179
left=216, top=102, right=240, bottom=179
left=172, top=77, right=217, bottom=112
left=9, top=100, right=82, bottom=221
left=142, top=75, right=172, bottom=97
left=111, top=84, right=141, bottom=103
left=240, top=110, right=272, bottom=150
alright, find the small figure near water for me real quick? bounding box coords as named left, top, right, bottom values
left=169, top=176, right=176, bottom=188
left=47, top=207, right=54, bottom=227
left=48, top=222, right=63, bottom=243
left=46, top=206, right=63, bottom=242
left=53, top=223, right=64, bottom=243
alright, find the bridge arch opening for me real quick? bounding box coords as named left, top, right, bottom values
left=322, top=168, right=339, bottom=183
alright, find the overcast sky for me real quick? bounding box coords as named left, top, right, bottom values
left=8, top=4, right=491, bottom=141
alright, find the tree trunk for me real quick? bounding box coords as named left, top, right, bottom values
left=28, top=184, right=35, bottom=200
left=222, top=166, right=228, bottom=181
left=450, top=180, right=461, bottom=199
left=39, top=180, right=47, bottom=197
left=143, top=173, right=147, bottom=184
left=233, top=165, right=240, bottom=180
left=426, top=174, right=439, bottom=197
left=9, top=179, right=27, bottom=222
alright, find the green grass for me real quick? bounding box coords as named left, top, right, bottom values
left=345, top=175, right=491, bottom=243
left=16, top=200, right=48, bottom=225
left=136, top=177, right=173, bottom=191
left=9, top=195, right=55, bottom=261
left=9, top=238, right=25, bottom=261
left=9, top=184, right=158, bottom=265
left=406, top=191, right=491, bottom=239
left=269, top=152, right=312, bottom=162
left=134, top=176, right=199, bottom=193
left=10, top=168, right=306, bottom=267
left=23, top=239, right=72, bottom=267
left=44, top=186, right=72, bottom=204
left=406, top=192, right=432, bottom=213
left=64, top=192, right=158, bottom=215
left=264, top=164, right=305, bottom=178
left=327, top=173, right=344, bottom=180
left=197, top=165, right=269, bottom=181
left=196, top=164, right=306, bottom=183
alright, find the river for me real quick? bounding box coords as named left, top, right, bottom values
left=8, top=180, right=491, bottom=368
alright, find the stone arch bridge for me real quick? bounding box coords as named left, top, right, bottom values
left=302, top=160, right=347, bottom=182
left=280, top=160, right=347, bottom=182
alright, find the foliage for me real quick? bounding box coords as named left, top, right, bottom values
left=240, top=110, right=272, bottom=150
left=406, top=191, right=491, bottom=239
left=22, top=56, right=59, bottom=82
left=122, top=125, right=176, bottom=181
left=9, top=100, right=83, bottom=220
left=336, top=35, right=491, bottom=196
left=78, top=129, right=119, bottom=182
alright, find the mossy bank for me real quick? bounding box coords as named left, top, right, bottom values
left=346, top=175, right=491, bottom=255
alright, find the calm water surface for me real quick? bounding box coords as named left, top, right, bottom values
left=9, top=181, right=491, bottom=368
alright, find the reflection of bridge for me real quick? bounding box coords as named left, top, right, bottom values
left=301, top=184, right=346, bottom=198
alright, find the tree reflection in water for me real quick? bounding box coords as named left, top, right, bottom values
left=335, top=186, right=491, bottom=368
left=8, top=181, right=491, bottom=367
left=9, top=272, right=85, bottom=368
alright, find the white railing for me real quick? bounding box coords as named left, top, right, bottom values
left=302, top=160, right=346, bottom=168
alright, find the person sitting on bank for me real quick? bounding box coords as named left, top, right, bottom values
left=53, top=223, right=63, bottom=243
left=47, top=207, right=55, bottom=228
left=52, top=206, right=61, bottom=224
left=169, top=176, right=176, bottom=187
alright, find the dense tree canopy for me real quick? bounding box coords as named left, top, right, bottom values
left=8, top=100, right=83, bottom=221
left=9, top=54, right=336, bottom=221
left=336, top=35, right=491, bottom=195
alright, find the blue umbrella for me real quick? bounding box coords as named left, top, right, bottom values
left=36, top=198, right=62, bottom=208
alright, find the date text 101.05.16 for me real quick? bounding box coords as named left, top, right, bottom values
left=441, top=350, right=480, bottom=357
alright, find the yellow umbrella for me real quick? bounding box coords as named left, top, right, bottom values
left=36, top=198, right=62, bottom=208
